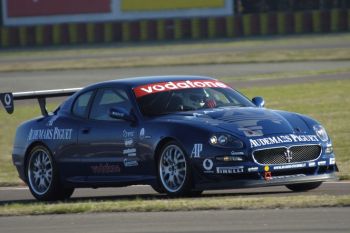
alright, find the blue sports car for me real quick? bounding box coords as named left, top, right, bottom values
left=0, top=76, right=337, bottom=201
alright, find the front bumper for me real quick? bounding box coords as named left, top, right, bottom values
left=194, top=172, right=337, bottom=190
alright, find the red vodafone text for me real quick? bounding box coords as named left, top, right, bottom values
left=133, top=80, right=229, bottom=98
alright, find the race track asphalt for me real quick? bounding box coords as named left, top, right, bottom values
left=1, top=182, right=349, bottom=203
left=1, top=207, right=349, bottom=233
left=1, top=61, right=350, bottom=92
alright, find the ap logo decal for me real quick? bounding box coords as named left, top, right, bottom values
left=191, top=144, right=203, bottom=158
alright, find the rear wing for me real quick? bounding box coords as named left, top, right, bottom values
left=0, top=88, right=82, bottom=116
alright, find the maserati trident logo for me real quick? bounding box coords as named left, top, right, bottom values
left=284, top=148, right=293, bottom=163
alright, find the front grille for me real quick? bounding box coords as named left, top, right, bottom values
left=253, top=145, right=321, bottom=165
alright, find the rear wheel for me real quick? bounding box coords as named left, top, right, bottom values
left=27, top=145, right=74, bottom=201
left=157, top=141, right=200, bottom=197
left=285, top=182, right=322, bottom=192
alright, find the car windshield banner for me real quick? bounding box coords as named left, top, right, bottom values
left=133, top=80, right=230, bottom=98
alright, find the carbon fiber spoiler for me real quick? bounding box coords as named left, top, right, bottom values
left=0, top=88, right=82, bottom=116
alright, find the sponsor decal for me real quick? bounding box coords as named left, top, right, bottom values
left=191, top=144, right=203, bottom=158
left=139, top=128, right=145, bottom=140
left=249, top=134, right=319, bottom=148
left=330, top=158, right=335, bottom=165
left=0, top=93, right=14, bottom=113
left=4, top=93, right=11, bottom=106
left=111, top=111, right=125, bottom=118
left=91, top=163, right=121, bottom=174
left=123, top=159, right=139, bottom=167
left=203, top=159, right=213, bottom=172
left=318, top=161, right=326, bottom=166
left=231, top=151, right=244, bottom=156
left=123, top=148, right=136, bottom=157
left=123, top=130, right=135, bottom=138
left=270, top=174, right=306, bottom=180
left=264, top=166, right=270, bottom=172
left=273, top=163, right=306, bottom=170
left=308, top=162, right=316, bottom=167
left=28, top=127, right=73, bottom=141
left=124, top=138, right=134, bottom=147
left=216, top=166, right=244, bottom=174
left=248, top=167, right=259, bottom=172
left=46, top=115, right=58, bottom=127
left=133, top=80, right=229, bottom=98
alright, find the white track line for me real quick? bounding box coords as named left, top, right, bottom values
left=0, top=187, right=28, bottom=191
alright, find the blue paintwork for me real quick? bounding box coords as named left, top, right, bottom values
left=12, top=76, right=337, bottom=190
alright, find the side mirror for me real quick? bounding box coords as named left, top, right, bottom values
left=252, top=96, right=265, bottom=108
left=109, top=107, right=136, bottom=122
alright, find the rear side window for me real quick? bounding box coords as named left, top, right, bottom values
left=72, top=91, right=93, bottom=118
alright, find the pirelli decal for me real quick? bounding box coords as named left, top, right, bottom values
left=133, top=80, right=229, bottom=98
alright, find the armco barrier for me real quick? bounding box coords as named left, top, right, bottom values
left=0, top=9, right=348, bottom=48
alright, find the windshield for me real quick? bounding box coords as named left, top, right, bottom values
left=134, top=80, right=255, bottom=116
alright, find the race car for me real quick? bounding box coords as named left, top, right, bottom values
left=0, top=76, right=337, bottom=201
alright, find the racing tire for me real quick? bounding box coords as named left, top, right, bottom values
left=157, top=141, right=199, bottom=197
left=26, top=145, right=74, bottom=201
left=150, top=183, right=165, bottom=194
left=285, top=182, right=322, bottom=192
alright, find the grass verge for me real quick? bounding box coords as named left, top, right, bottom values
left=1, top=195, right=350, bottom=216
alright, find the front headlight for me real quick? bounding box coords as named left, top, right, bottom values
left=313, top=125, right=329, bottom=142
left=209, top=133, right=244, bottom=149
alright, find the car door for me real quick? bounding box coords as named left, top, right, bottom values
left=77, top=87, right=140, bottom=183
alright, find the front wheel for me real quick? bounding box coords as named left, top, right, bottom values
left=157, top=141, right=199, bottom=197
left=285, top=182, right=322, bottom=192
left=26, top=145, right=74, bottom=201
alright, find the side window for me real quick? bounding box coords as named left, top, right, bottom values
left=90, top=88, right=131, bottom=121
left=72, top=91, right=93, bottom=118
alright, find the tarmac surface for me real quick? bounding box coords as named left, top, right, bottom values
left=1, top=182, right=349, bottom=203
left=0, top=61, right=350, bottom=92
left=1, top=207, right=349, bottom=233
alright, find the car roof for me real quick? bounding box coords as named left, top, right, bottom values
left=86, top=75, right=216, bottom=90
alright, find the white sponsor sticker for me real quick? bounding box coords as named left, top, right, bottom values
left=203, top=159, right=213, bottom=171
left=28, top=127, right=73, bottom=141
left=191, top=144, right=203, bottom=158
left=123, top=148, right=136, bottom=156
left=318, top=161, right=326, bottom=166
left=139, top=128, right=145, bottom=140
left=273, top=163, right=306, bottom=170
left=231, top=151, right=244, bottom=156
left=308, top=162, right=316, bottom=167
left=123, top=130, right=135, bottom=138
left=4, top=93, right=11, bottom=106
left=134, top=80, right=229, bottom=98
left=216, top=166, right=244, bottom=174
left=248, top=167, right=259, bottom=172
left=124, top=138, right=134, bottom=147
left=249, top=134, right=319, bottom=148
left=124, top=159, right=139, bottom=167
left=330, top=158, right=335, bottom=165
left=270, top=174, right=306, bottom=180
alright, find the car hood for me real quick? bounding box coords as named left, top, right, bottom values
left=166, top=107, right=312, bottom=137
